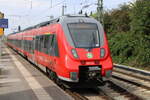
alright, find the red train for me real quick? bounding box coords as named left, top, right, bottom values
left=7, top=15, right=113, bottom=87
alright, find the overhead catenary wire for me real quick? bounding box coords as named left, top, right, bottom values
left=10, top=0, right=97, bottom=32
left=31, top=0, right=65, bottom=18
left=15, top=0, right=66, bottom=30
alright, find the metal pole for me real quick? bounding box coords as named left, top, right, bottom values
left=51, top=0, right=52, bottom=8
left=30, top=0, right=32, bottom=9
left=97, top=0, right=103, bottom=25
left=0, top=12, right=4, bottom=57
left=0, top=36, right=2, bottom=57
left=62, top=5, right=64, bottom=16
left=62, top=5, right=66, bottom=16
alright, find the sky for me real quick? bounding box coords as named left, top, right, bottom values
left=0, top=0, right=134, bottom=35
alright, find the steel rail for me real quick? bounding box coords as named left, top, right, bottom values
left=114, top=64, right=150, bottom=76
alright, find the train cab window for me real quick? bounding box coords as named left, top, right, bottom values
left=68, top=23, right=100, bottom=48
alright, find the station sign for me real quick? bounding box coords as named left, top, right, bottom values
left=0, top=19, right=8, bottom=28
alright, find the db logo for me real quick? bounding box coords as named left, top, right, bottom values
left=87, top=53, right=93, bottom=58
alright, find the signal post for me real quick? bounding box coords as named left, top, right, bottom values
left=0, top=28, right=4, bottom=56
left=0, top=12, right=4, bottom=57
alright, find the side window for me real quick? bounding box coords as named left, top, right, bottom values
left=43, top=35, right=47, bottom=53
left=54, top=35, right=59, bottom=57
left=44, top=35, right=50, bottom=54
left=35, top=35, right=46, bottom=52
left=27, top=41, right=29, bottom=52
left=24, top=40, right=27, bottom=51
left=35, top=36, right=39, bottom=50
left=39, top=36, right=43, bottom=52
left=25, top=40, right=28, bottom=51
left=34, top=34, right=59, bottom=57
left=38, top=36, right=41, bottom=51
left=29, top=40, right=33, bottom=54
left=49, top=34, right=54, bottom=55
left=47, top=35, right=53, bottom=55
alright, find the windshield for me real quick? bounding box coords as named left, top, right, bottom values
left=68, top=23, right=100, bottom=48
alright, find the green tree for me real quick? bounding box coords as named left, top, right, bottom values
left=130, top=0, right=150, bottom=36
left=103, top=4, right=131, bottom=34
left=129, top=0, right=150, bottom=67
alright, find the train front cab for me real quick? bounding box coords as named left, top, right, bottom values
left=57, top=16, right=113, bottom=86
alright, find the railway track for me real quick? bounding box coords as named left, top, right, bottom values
left=98, top=80, right=143, bottom=100
left=68, top=88, right=112, bottom=100
left=65, top=89, right=88, bottom=100
left=110, top=65, right=150, bottom=100
left=112, top=72, right=150, bottom=90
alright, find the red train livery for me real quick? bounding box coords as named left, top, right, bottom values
left=7, top=15, right=113, bottom=87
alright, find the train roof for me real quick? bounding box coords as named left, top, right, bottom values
left=9, top=14, right=94, bottom=35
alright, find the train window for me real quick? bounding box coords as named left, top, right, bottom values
left=29, top=40, right=33, bottom=53
left=23, top=40, right=25, bottom=49
left=27, top=41, right=29, bottom=52
left=68, top=23, right=100, bottom=48
left=35, top=36, right=39, bottom=50
left=54, top=35, right=59, bottom=57
left=25, top=40, right=27, bottom=51
left=25, top=40, right=28, bottom=51
left=39, top=36, right=44, bottom=52
left=42, top=35, right=47, bottom=53
left=47, top=35, right=53, bottom=55
left=22, top=40, right=25, bottom=50
left=44, top=35, right=51, bottom=54
left=34, top=34, right=59, bottom=56
left=37, top=36, right=41, bottom=51
left=49, top=34, right=54, bottom=55
left=35, top=35, right=44, bottom=52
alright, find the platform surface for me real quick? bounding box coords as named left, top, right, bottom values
left=0, top=44, right=73, bottom=100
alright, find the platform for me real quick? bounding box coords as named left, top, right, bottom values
left=0, top=44, right=73, bottom=100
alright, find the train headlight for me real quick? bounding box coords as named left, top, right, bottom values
left=71, top=49, right=78, bottom=58
left=100, top=48, right=105, bottom=58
